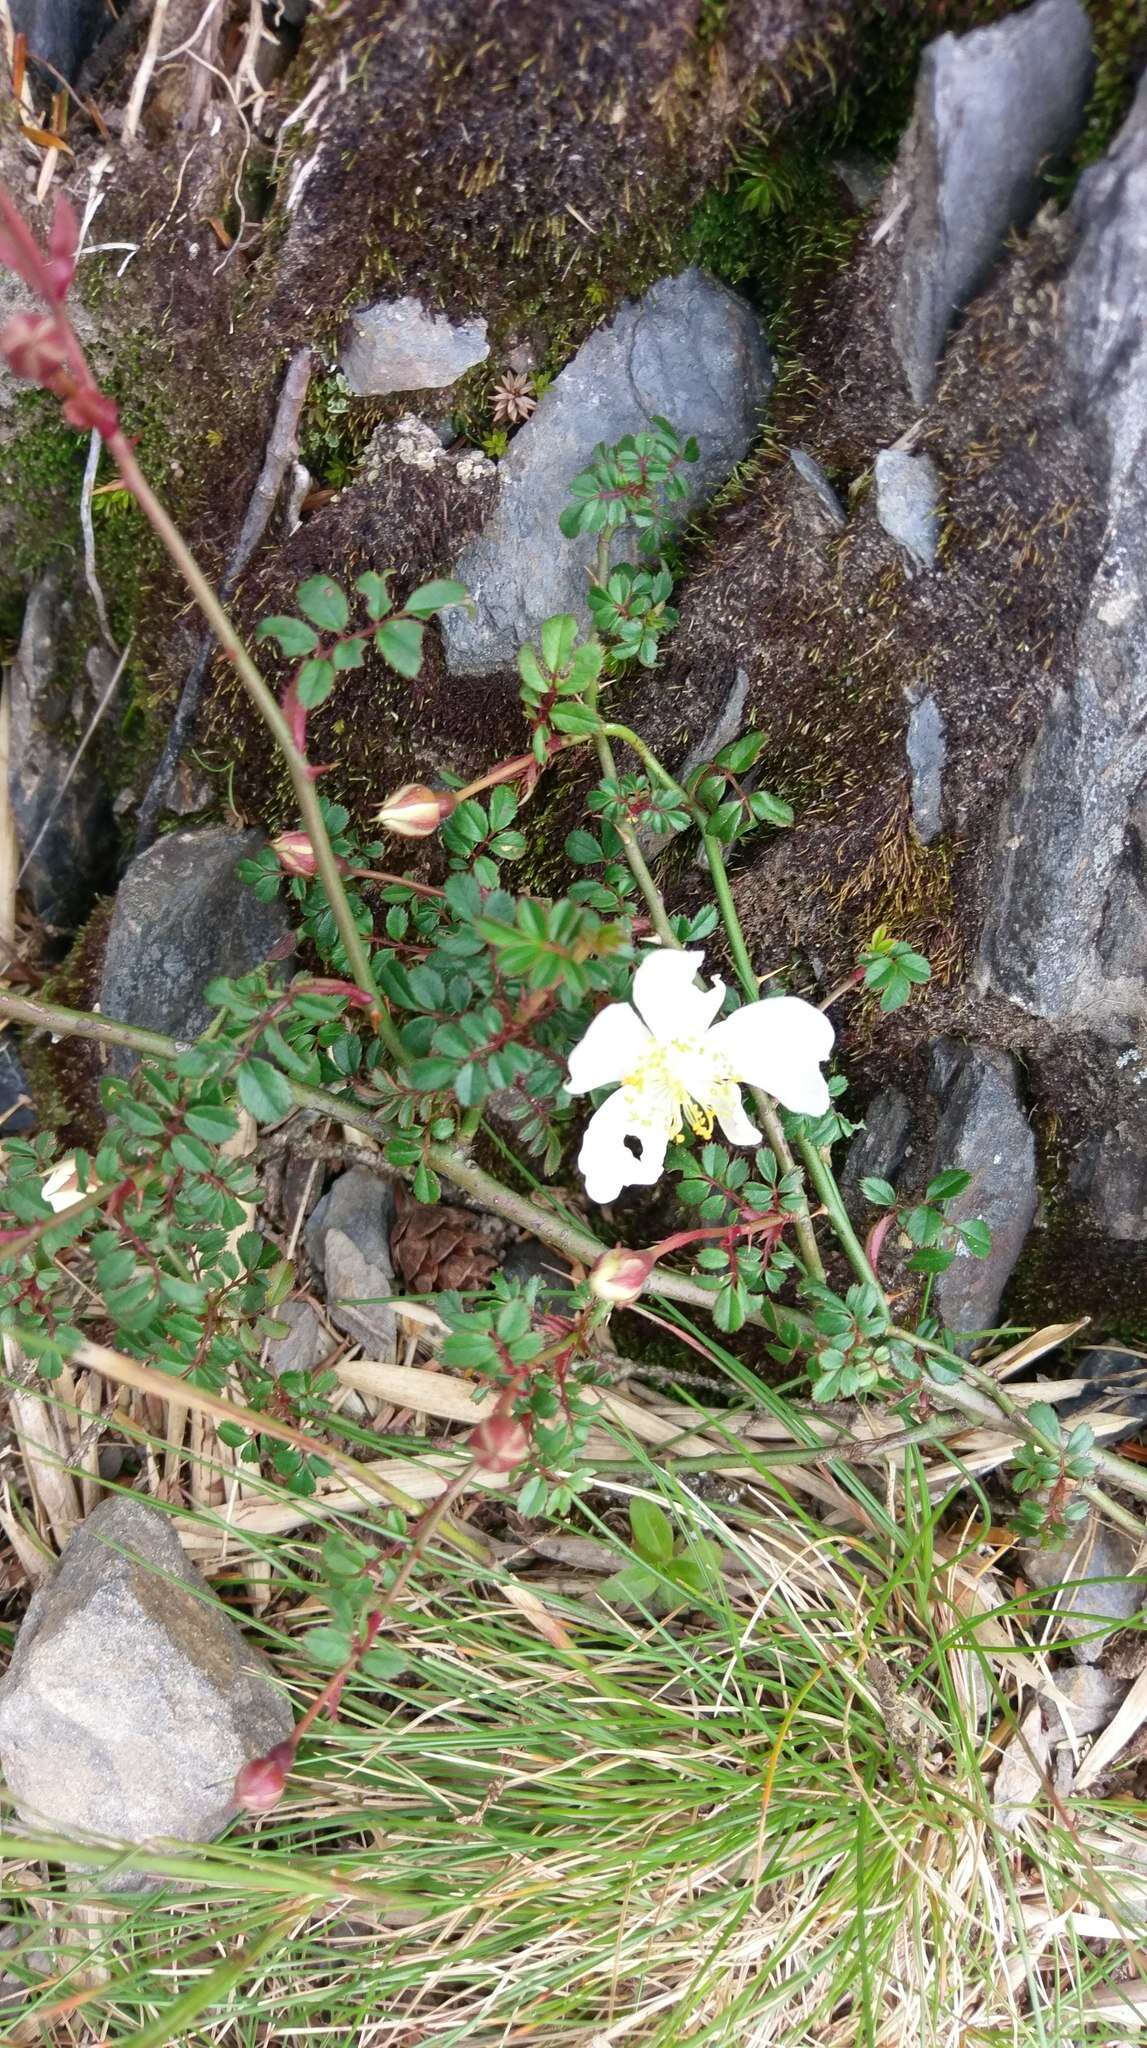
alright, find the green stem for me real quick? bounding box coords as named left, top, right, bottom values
left=106, top=433, right=406, bottom=1068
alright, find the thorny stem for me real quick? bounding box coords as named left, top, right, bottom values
left=104, top=433, right=408, bottom=1068
left=6, top=993, right=1145, bottom=1532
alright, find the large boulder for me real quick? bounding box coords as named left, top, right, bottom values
left=889, top=0, right=1093, bottom=403
left=99, top=828, right=292, bottom=1073
left=977, top=78, right=1147, bottom=1039
left=0, top=1496, right=292, bottom=1880
left=442, top=268, right=771, bottom=674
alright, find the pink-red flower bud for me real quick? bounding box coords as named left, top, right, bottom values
left=589, top=1246, right=658, bottom=1306
left=271, top=830, right=319, bottom=877
left=61, top=384, right=120, bottom=438
left=468, top=1411, right=531, bottom=1476
left=234, top=1737, right=296, bottom=1814
left=375, top=783, right=456, bottom=838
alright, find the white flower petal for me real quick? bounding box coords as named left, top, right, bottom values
left=710, top=996, right=834, bottom=1117
left=566, top=1002, right=651, bottom=1094
left=577, top=1088, right=673, bottom=1204
left=631, top=948, right=725, bottom=1040
left=712, top=1087, right=761, bottom=1148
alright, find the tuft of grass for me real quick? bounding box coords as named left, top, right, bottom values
left=1, top=1328, right=1144, bottom=2044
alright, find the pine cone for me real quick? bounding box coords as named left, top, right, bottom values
left=390, top=1182, right=499, bottom=1294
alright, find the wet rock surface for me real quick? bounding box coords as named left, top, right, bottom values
left=0, top=1497, right=292, bottom=1879
left=443, top=268, right=771, bottom=674
left=99, top=829, right=293, bottom=1075
left=889, top=0, right=1093, bottom=403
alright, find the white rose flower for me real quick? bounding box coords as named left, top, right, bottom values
left=566, top=948, right=833, bottom=1204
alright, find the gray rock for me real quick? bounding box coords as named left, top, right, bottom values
left=1057, top=1346, right=1147, bottom=1441
left=0, top=1041, right=36, bottom=1133
left=1021, top=1514, right=1147, bottom=1664
left=905, top=682, right=946, bottom=842
left=6, top=573, right=118, bottom=938
left=305, top=1167, right=396, bottom=1354
left=840, top=1087, right=915, bottom=1207
left=890, top=0, right=1093, bottom=403
left=874, top=448, right=940, bottom=572
left=1072, top=1122, right=1147, bottom=1240
left=832, top=152, right=887, bottom=212
left=442, top=268, right=771, bottom=674
left=977, top=79, right=1147, bottom=1040
left=267, top=1298, right=329, bottom=1378
left=0, top=1496, right=291, bottom=1879
left=99, top=829, right=292, bottom=1076
left=788, top=449, right=846, bottom=531
left=339, top=296, right=488, bottom=397
left=1038, top=1662, right=1129, bottom=1741
left=926, top=1040, right=1038, bottom=1336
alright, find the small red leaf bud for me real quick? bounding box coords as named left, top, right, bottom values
left=375, top=783, right=456, bottom=838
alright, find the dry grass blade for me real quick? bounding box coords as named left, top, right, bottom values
left=3, top=1335, right=81, bottom=1550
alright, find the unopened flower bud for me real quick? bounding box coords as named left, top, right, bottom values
left=271, top=831, right=319, bottom=877
left=234, top=1737, right=296, bottom=1814
left=375, top=783, right=456, bottom=838
left=589, top=1246, right=657, bottom=1305
left=468, top=1411, right=531, bottom=1476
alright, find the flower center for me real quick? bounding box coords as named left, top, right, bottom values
left=622, top=1035, right=732, bottom=1142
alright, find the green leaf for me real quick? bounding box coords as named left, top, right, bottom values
left=404, top=578, right=469, bottom=619
left=907, top=1246, right=955, bottom=1274
left=359, top=1645, right=410, bottom=1683
left=168, top=1133, right=215, bottom=1174
left=958, top=1217, right=992, bottom=1259
left=375, top=617, right=424, bottom=679
left=355, top=570, right=392, bottom=619
left=296, top=575, right=348, bottom=632
left=183, top=1102, right=239, bottom=1145
left=860, top=1176, right=896, bottom=1208
left=630, top=1498, right=674, bottom=1564
left=303, top=1626, right=353, bottom=1669
left=236, top=1059, right=295, bottom=1123
left=541, top=613, right=578, bottom=672
left=1027, top=1401, right=1062, bottom=1444
left=926, top=1169, right=973, bottom=1203
left=565, top=829, right=603, bottom=864
left=255, top=615, right=319, bottom=656
left=296, top=657, right=336, bottom=708
left=333, top=636, right=368, bottom=670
